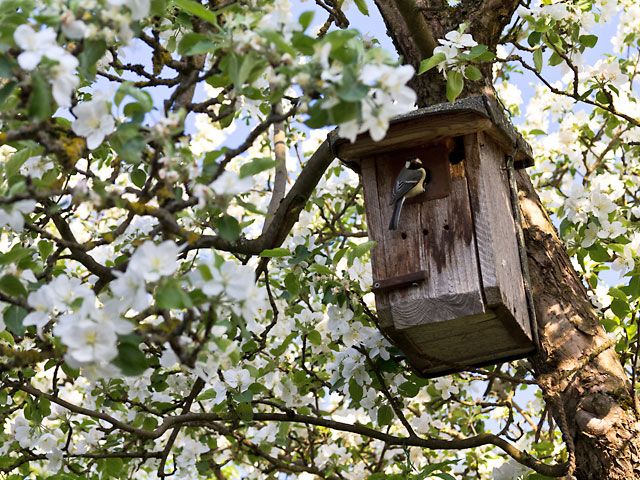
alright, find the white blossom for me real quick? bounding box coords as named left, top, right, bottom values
left=13, top=24, right=61, bottom=70
left=127, top=240, right=180, bottom=282
left=211, top=170, right=254, bottom=196
left=54, top=316, right=119, bottom=366
left=71, top=95, right=116, bottom=149
left=0, top=200, right=36, bottom=232
left=50, top=51, right=79, bottom=107
left=61, top=11, right=88, bottom=39
left=111, top=270, right=150, bottom=311
left=433, top=376, right=459, bottom=400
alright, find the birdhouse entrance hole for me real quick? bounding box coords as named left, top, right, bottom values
left=332, top=95, right=537, bottom=377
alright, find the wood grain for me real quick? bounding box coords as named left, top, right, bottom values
left=464, top=132, right=531, bottom=338
left=338, top=112, right=493, bottom=160
left=359, top=135, right=534, bottom=377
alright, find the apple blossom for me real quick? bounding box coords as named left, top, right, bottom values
left=0, top=200, right=36, bottom=232
left=71, top=95, right=116, bottom=149
left=13, top=24, right=60, bottom=70
left=127, top=240, right=180, bottom=282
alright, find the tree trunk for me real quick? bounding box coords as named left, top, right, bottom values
left=374, top=1, right=640, bottom=478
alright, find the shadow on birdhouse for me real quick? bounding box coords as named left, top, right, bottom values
left=331, top=95, right=538, bottom=378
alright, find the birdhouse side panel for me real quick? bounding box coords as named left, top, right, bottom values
left=463, top=132, right=531, bottom=339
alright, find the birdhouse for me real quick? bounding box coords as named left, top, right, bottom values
left=331, top=95, right=538, bottom=377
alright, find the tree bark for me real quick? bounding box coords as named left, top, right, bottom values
left=374, top=1, right=640, bottom=478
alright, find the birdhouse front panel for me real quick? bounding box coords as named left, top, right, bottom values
left=334, top=96, right=537, bottom=377
left=361, top=142, right=486, bottom=324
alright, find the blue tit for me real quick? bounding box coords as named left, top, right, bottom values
left=388, top=158, right=430, bottom=230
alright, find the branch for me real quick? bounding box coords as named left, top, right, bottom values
left=263, top=97, right=288, bottom=233
left=390, top=0, right=437, bottom=58
left=189, top=137, right=335, bottom=255
left=10, top=379, right=567, bottom=477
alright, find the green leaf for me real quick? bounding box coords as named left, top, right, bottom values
left=131, top=168, right=146, bottom=188
left=349, top=379, right=363, bottom=402
left=239, top=157, right=278, bottom=178
left=298, top=11, right=314, bottom=31
left=464, top=65, right=482, bottom=81
left=588, top=243, right=610, bottom=262
left=177, top=32, right=209, bottom=56
left=150, top=0, right=169, bottom=16
left=527, top=31, right=542, bottom=47
left=0, top=274, right=26, bottom=297
left=292, top=32, right=316, bottom=55
left=235, top=402, right=253, bottom=421
left=173, top=0, right=219, bottom=25
left=347, top=240, right=376, bottom=266
left=27, top=73, right=52, bottom=121
left=4, top=148, right=31, bottom=179
left=413, top=460, right=460, bottom=480
left=261, top=30, right=296, bottom=56
left=259, top=248, right=290, bottom=258
left=156, top=283, right=193, bottom=309
left=4, top=305, right=27, bottom=336
left=338, top=76, right=369, bottom=102
left=289, top=245, right=311, bottom=265
left=104, top=457, right=124, bottom=477
left=0, top=80, right=16, bottom=107
left=559, top=218, right=573, bottom=239
left=307, top=330, right=322, bottom=345
left=418, top=52, right=446, bottom=74
left=579, top=34, right=598, bottom=48
left=611, top=298, right=630, bottom=319
left=354, top=0, right=369, bottom=15
left=80, top=39, right=107, bottom=80
left=533, top=48, right=543, bottom=72
left=446, top=70, right=463, bottom=104
left=114, top=82, right=153, bottom=112
left=548, top=51, right=563, bottom=66
left=398, top=381, right=420, bottom=398
left=113, top=341, right=148, bottom=376
left=215, top=215, right=241, bottom=243
left=467, top=44, right=488, bottom=57
left=309, top=264, right=333, bottom=275
left=628, top=275, right=640, bottom=301
left=377, top=404, right=393, bottom=426
left=284, top=272, right=300, bottom=296
left=38, top=240, right=53, bottom=259
left=434, top=473, right=457, bottom=480
left=0, top=54, right=13, bottom=78
left=233, top=389, right=253, bottom=403
left=142, top=416, right=158, bottom=430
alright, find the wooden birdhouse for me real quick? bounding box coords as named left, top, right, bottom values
left=331, top=95, right=538, bottom=377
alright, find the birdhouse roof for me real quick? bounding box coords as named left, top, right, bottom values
left=330, top=95, right=534, bottom=171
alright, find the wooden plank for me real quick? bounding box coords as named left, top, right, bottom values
left=392, top=293, right=487, bottom=330
left=397, top=310, right=496, bottom=341
left=360, top=156, right=390, bottom=311
left=376, top=149, right=424, bottom=305
left=372, top=270, right=428, bottom=293
left=338, top=112, right=493, bottom=160
left=464, top=132, right=531, bottom=339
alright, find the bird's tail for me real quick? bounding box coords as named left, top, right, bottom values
left=388, top=197, right=405, bottom=230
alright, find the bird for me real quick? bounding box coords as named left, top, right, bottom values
left=388, top=158, right=430, bottom=230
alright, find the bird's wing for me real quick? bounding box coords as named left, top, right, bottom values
left=390, top=169, right=424, bottom=204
